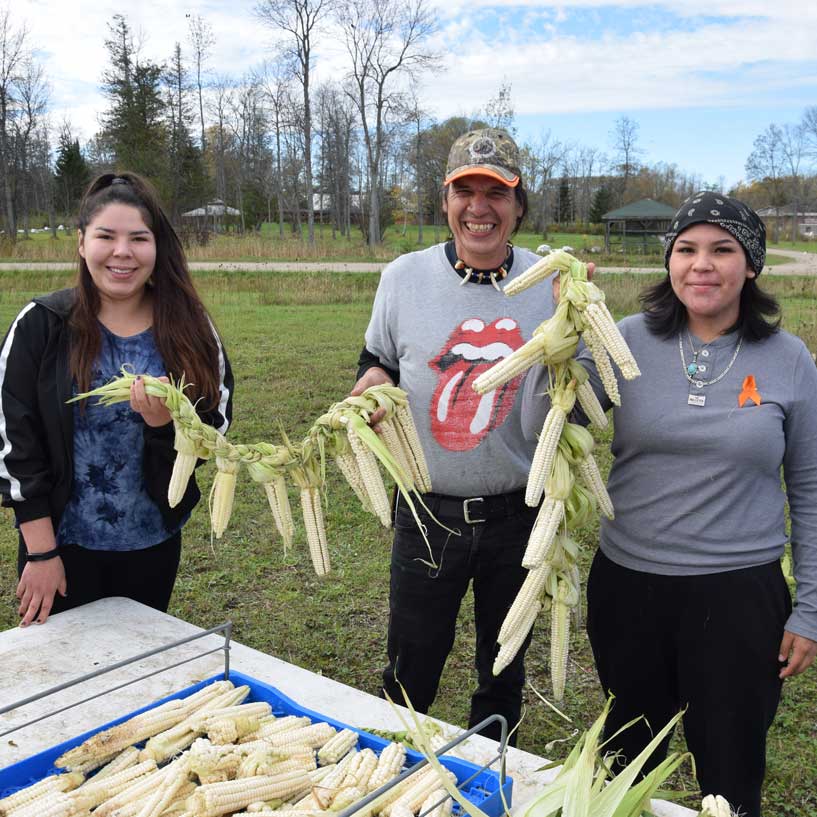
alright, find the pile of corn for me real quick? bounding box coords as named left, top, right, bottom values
left=0, top=679, right=455, bottom=817
left=70, top=383, right=430, bottom=578
left=471, top=251, right=640, bottom=701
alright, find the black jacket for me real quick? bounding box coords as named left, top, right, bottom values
left=0, top=288, right=233, bottom=534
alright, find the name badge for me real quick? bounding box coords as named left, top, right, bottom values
left=687, top=393, right=706, bottom=407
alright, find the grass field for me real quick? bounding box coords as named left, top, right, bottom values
left=0, top=269, right=815, bottom=814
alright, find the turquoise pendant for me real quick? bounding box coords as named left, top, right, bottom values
left=687, top=362, right=698, bottom=376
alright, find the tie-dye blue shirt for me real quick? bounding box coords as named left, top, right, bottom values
left=57, top=324, right=182, bottom=550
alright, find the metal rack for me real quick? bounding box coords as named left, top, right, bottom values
left=0, top=622, right=510, bottom=816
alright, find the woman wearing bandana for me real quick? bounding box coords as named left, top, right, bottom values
left=523, top=192, right=817, bottom=817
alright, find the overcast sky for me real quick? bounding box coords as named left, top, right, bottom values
left=23, top=0, right=817, bottom=189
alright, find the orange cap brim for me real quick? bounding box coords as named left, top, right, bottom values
left=444, top=166, right=519, bottom=187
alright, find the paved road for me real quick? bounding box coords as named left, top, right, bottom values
left=1, top=249, right=815, bottom=275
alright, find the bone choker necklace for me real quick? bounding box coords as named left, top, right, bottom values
left=444, top=241, right=513, bottom=291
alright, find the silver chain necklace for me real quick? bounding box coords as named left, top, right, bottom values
left=678, top=330, right=743, bottom=405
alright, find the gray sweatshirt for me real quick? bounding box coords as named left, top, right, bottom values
left=365, top=242, right=555, bottom=496
left=522, top=312, right=817, bottom=642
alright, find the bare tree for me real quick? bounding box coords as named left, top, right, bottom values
left=338, top=0, right=438, bottom=245
left=256, top=0, right=331, bottom=245
left=610, top=115, right=643, bottom=199
left=746, top=124, right=786, bottom=242
left=526, top=130, right=565, bottom=232
left=779, top=123, right=807, bottom=242
left=187, top=14, right=214, bottom=152
left=484, top=79, right=515, bottom=134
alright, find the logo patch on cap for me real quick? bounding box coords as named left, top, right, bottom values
left=469, top=137, right=497, bottom=161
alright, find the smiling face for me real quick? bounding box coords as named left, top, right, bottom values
left=669, top=223, right=755, bottom=340
left=443, top=174, right=523, bottom=269
left=78, top=203, right=157, bottom=309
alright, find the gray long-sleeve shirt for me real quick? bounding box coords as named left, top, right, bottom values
left=522, top=313, right=817, bottom=642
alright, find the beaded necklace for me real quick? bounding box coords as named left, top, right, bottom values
left=444, top=240, right=513, bottom=291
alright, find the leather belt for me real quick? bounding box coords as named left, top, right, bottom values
left=421, top=489, right=529, bottom=524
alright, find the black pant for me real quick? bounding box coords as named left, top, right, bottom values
left=17, top=532, right=182, bottom=615
left=586, top=550, right=791, bottom=817
left=382, top=496, right=537, bottom=744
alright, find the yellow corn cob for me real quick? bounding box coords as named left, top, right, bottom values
left=262, top=476, right=295, bottom=550
left=56, top=700, right=188, bottom=769
left=299, top=487, right=330, bottom=576
left=335, top=451, right=374, bottom=515
left=575, top=381, right=607, bottom=429
left=187, top=771, right=312, bottom=817
left=347, top=425, right=391, bottom=527
left=522, top=497, right=564, bottom=570
left=527, top=406, right=566, bottom=507
left=700, top=794, right=734, bottom=817
left=0, top=772, right=84, bottom=813
left=582, top=328, right=620, bottom=406
left=472, top=335, right=548, bottom=395
left=577, top=455, right=614, bottom=519
left=493, top=598, right=541, bottom=676
left=366, top=742, right=406, bottom=793
left=317, top=728, right=358, bottom=766
left=211, top=440, right=241, bottom=539
left=583, top=302, right=640, bottom=380
left=394, top=407, right=432, bottom=494
left=498, top=563, right=550, bottom=645
left=419, top=788, right=453, bottom=817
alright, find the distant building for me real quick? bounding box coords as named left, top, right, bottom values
left=756, top=205, right=817, bottom=239
left=601, top=198, right=677, bottom=254
left=181, top=200, right=241, bottom=232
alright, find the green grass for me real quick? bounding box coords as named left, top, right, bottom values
left=1, top=269, right=816, bottom=814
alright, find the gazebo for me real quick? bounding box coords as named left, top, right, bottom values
left=181, top=200, right=241, bottom=233
left=602, top=198, right=676, bottom=254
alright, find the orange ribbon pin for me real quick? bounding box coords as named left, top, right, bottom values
left=738, top=375, right=761, bottom=407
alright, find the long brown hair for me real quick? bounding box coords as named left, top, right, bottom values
left=69, top=172, right=223, bottom=409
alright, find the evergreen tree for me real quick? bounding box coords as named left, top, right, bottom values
left=99, top=15, right=168, bottom=182
left=53, top=129, right=90, bottom=217
left=557, top=174, right=572, bottom=224
left=589, top=185, right=614, bottom=224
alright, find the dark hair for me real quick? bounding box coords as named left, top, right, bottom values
left=640, top=274, right=781, bottom=341
left=441, top=180, right=528, bottom=235
left=70, top=172, right=223, bottom=409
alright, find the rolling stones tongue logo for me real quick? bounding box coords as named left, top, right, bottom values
left=428, top=317, right=525, bottom=451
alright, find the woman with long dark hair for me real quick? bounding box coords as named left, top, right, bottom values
left=1, top=172, right=233, bottom=625
left=523, top=191, right=817, bottom=817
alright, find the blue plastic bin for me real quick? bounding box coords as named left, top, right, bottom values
left=0, top=670, right=512, bottom=816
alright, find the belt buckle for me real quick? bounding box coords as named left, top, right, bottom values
left=463, top=497, right=486, bottom=524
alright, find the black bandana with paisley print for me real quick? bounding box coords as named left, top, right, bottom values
left=664, top=191, right=766, bottom=275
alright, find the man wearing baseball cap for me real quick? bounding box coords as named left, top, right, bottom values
left=350, top=128, right=555, bottom=743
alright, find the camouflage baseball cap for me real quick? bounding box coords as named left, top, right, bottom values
left=444, top=128, right=521, bottom=187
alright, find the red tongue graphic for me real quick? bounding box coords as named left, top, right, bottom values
left=428, top=318, right=525, bottom=452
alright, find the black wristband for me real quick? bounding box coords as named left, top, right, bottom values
left=26, top=547, right=61, bottom=562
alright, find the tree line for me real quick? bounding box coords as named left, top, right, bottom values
left=3, top=4, right=816, bottom=247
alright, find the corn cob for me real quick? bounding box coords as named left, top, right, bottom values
left=130, top=755, right=190, bottom=817
left=329, top=785, right=366, bottom=812
left=186, top=771, right=311, bottom=817
left=419, top=788, right=453, bottom=817
left=700, top=794, right=734, bottom=817
left=526, top=386, right=575, bottom=507
left=577, top=455, right=614, bottom=519
left=55, top=701, right=188, bottom=770
left=472, top=335, right=547, bottom=395
left=335, top=450, right=375, bottom=515
left=583, top=302, right=640, bottom=380
left=296, top=749, right=358, bottom=809
left=0, top=772, right=84, bottom=813
left=211, top=435, right=241, bottom=538
left=575, top=381, right=607, bottom=429
left=240, top=716, right=312, bottom=743
left=194, top=702, right=272, bottom=730
left=366, top=742, right=406, bottom=793
left=551, top=578, right=579, bottom=702
left=262, top=721, right=336, bottom=750
left=582, top=328, right=620, bottom=406
left=393, top=406, right=432, bottom=494
left=493, top=598, right=541, bottom=676
left=89, top=747, right=140, bottom=783
left=503, top=250, right=576, bottom=297
left=382, top=767, right=455, bottom=817
left=498, top=563, right=550, bottom=645
left=347, top=425, right=391, bottom=527
left=93, top=765, right=172, bottom=817
left=317, top=728, right=358, bottom=766
left=342, top=747, right=378, bottom=791
left=522, top=497, right=563, bottom=570
left=299, top=487, right=330, bottom=576
left=378, top=420, right=415, bottom=491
